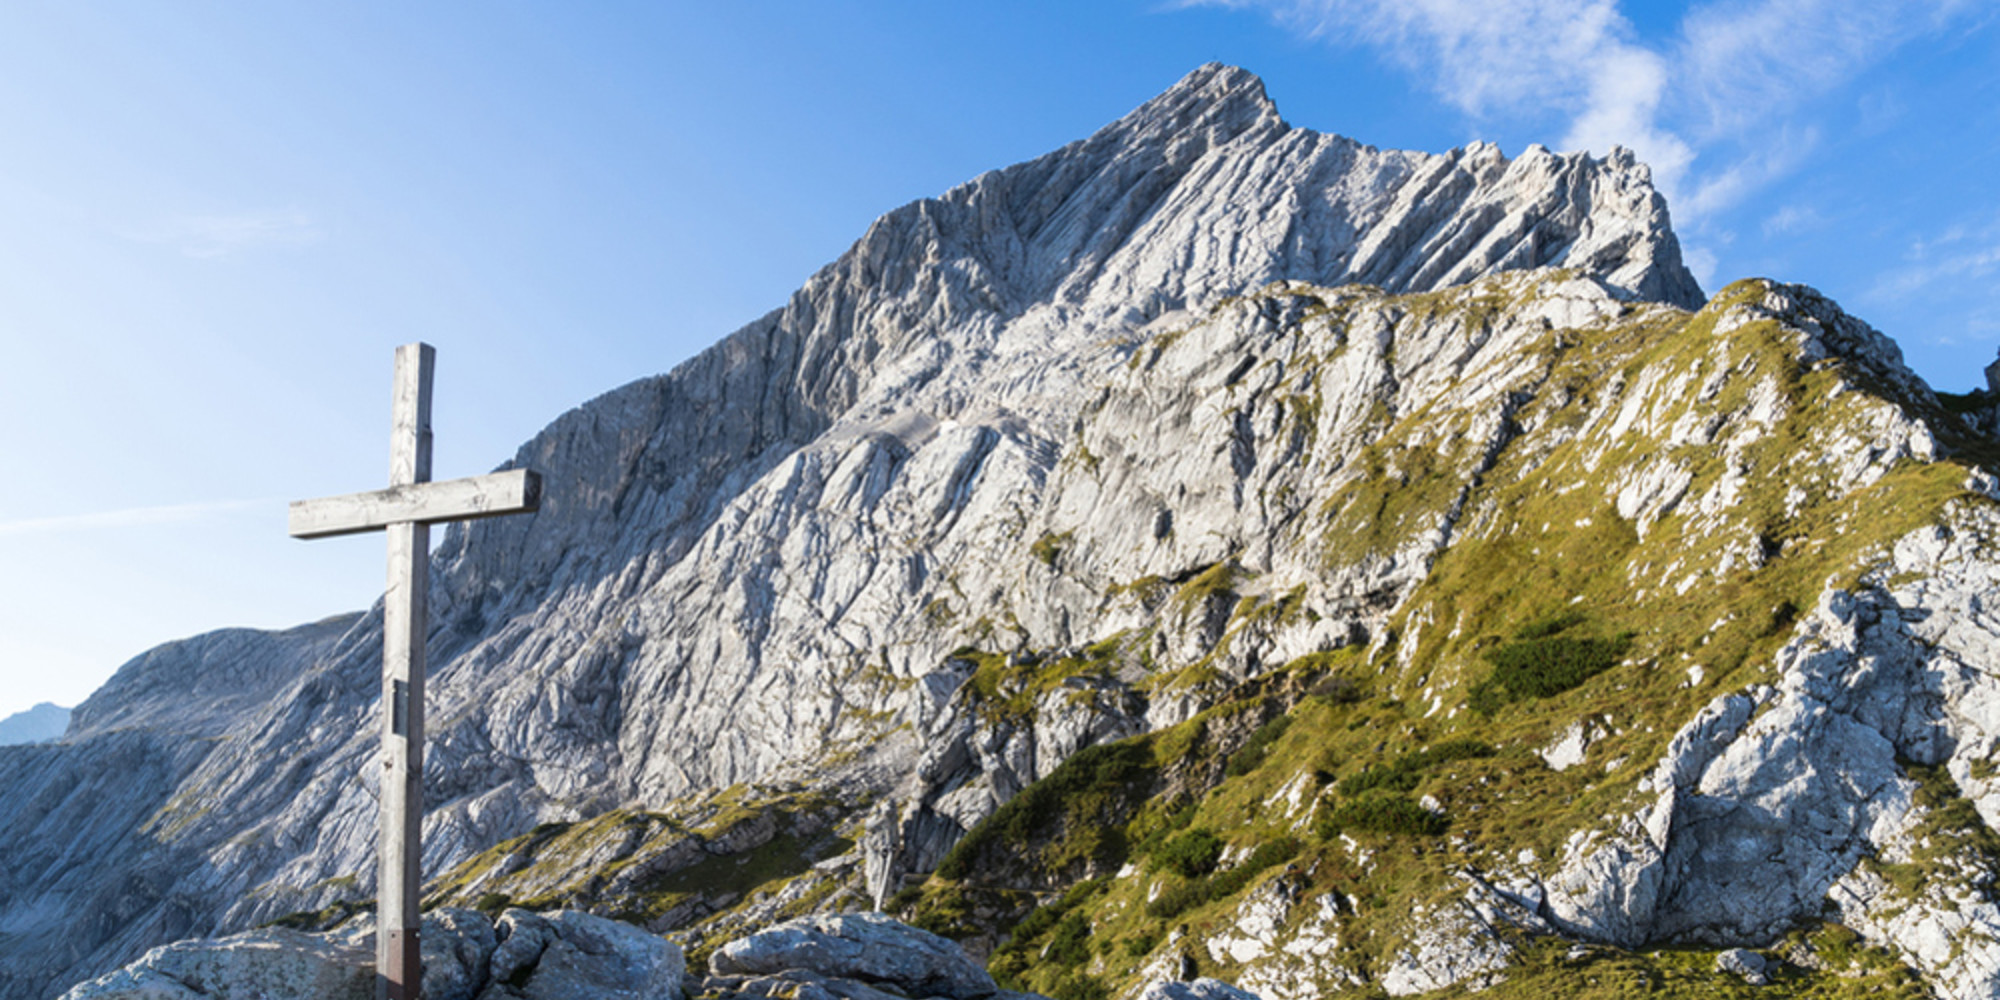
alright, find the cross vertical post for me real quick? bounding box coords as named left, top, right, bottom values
left=289, top=343, right=542, bottom=1000
left=380, top=343, right=432, bottom=999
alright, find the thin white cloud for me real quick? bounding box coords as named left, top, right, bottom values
left=1186, top=0, right=1620, bottom=114
left=1867, top=214, right=2000, bottom=300
left=1183, top=0, right=1688, bottom=193
left=1676, top=0, right=1971, bottom=140
left=1184, top=0, right=1977, bottom=220
left=121, top=209, right=322, bottom=259
left=0, top=499, right=277, bottom=538
left=1682, top=244, right=1721, bottom=290
left=1872, top=244, right=2000, bottom=301
left=1681, top=125, right=1821, bottom=218
left=1560, top=43, right=1693, bottom=198
left=1761, top=204, right=1827, bottom=238
left=1187, top=0, right=1692, bottom=186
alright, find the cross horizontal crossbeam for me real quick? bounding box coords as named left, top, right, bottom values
left=288, top=468, right=541, bottom=539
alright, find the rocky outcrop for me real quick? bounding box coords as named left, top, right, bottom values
left=61, top=911, right=1032, bottom=1000
left=0, top=616, right=361, bottom=1000
left=57, top=929, right=375, bottom=1000
left=2, top=61, right=1707, bottom=1000
left=876, top=271, right=2000, bottom=1000
left=1133, top=980, right=1258, bottom=1000
left=706, top=912, right=1016, bottom=1000
left=59, top=907, right=683, bottom=1000
left=1538, top=530, right=2000, bottom=999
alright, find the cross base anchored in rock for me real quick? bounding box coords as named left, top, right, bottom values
left=290, top=343, right=541, bottom=1000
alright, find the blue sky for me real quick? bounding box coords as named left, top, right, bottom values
left=1, top=1, right=1995, bottom=721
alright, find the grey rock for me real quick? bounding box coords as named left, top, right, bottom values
left=1377, top=902, right=1513, bottom=996
left=711, top=912, right=995, bottom=999
left=61, top=909, right=681, bottom=1000
left=503, top=910, right=683, bottom=1000
left=1134, top=979, right=1261, bottom=1000
left=489, top=908, right=557, bottom=988
left=708, top=969, right=911, bottom=1000
left=425, top=908, right=500, bottom=1000
left=57, top=928, right=373, bottom=1000
left=1716, top=948, right=1768, bottom=986
left=713, top=971, right=1053, bottom=1000
left=1537, top=718, right=1604, bottom=772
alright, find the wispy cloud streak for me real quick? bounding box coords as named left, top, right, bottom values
left=1185, top=0, right=1688, bottom=192
left=0, top=499, right=277, bottom=538
left=1874, top=244, right=2000, bottom=301
left=1677, top=0, right=1973, bottom=140
left=1182, top=0, right=1976, bottom=218
left=121, top=209, right=322, bottom=259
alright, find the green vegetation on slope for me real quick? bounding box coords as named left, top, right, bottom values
left=897, top=276, right=2000, bottom=998
left=268, top=275, right=2000, bottom=1000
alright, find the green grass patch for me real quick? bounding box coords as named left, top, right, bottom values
left=1224, top=714, right=1294, bottom=777
left=1335, top=738, right=1495, bottom=796
left=1031, top=531, right=1074, bottom=568
left=1143, top=836, right=1301, bottom=920
left=935, top=740, right=1155, bottom=882
left=1418, top=936, right=1928, bottom=999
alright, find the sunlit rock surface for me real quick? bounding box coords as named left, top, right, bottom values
left=20, top=59, right=2000, bottom=1000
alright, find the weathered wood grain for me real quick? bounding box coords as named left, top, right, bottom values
left=377, top=343, right=430, bottom=1000
left=286, top=468, right=541, bottom=539
left=290, top=342, right=542, bottom=1000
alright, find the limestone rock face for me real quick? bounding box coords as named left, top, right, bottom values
left=1, top=62, right=1706, bottom=1000
left=1133, top=980, right=1259, bottom=1000
left=0, top=616, right=361, bottom=1000
left=710, top=912, right=998, bottom=1000
left=501, top=910, right=684, bottom=1000
left=58, top=907, right=683, bottom=1000
left=1715, top=949, right=1768, bottom=986
left=1531, top=517, right=2000, bottom=1000
left=56, top=929, right=374, bottom=1000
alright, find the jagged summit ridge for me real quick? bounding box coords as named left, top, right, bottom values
left=2, top=64, right=1713, bottom=1000
left=856, top=62, right=1702, bottom=337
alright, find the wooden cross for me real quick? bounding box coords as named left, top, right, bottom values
left=289, top=343, right=541, bottom=1000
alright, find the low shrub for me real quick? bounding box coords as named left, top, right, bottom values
left=1154, top=828, right=1223, bottom=878
left=1488, top=634, right=1631, bottom=697
left=1336, top=739, right=1494, bottom=796
left=1144, top=836, right=1301, bottom=920
left=935, top=740, right=1152, bottom=880
left=1316, top=793, right=1446, bottom=838
left=1130, top=800, right=1198, bottom=860
left=1123, top=932, right=1159, bottom=958
left=1045, top=911, right=1094, bottom=967
left=1049, top=972, right=1111, bottom=1000
left=883, top=885, right=923, bottom=914
left=1471, top=628, right=1632, bottom=712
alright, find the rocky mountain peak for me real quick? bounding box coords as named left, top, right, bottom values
left=1093, top=62, right=1283, bottom=157
left=0, top=702, right=70, bottom=746
left=0, top=65, right=1824, bottom=1000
